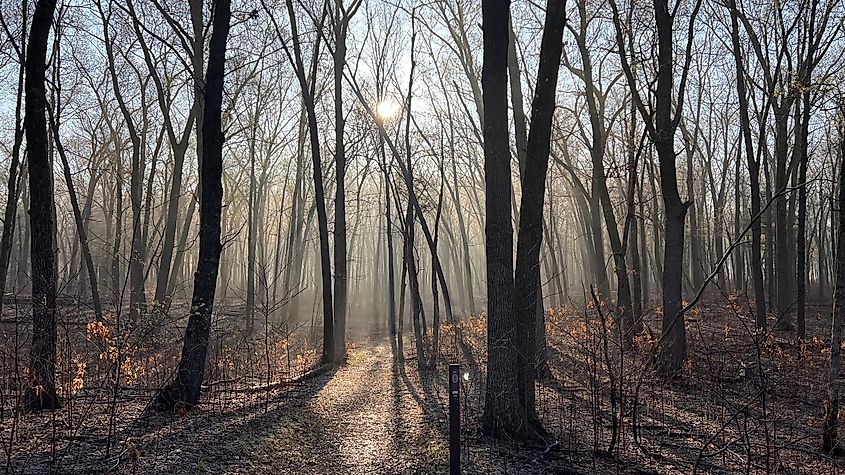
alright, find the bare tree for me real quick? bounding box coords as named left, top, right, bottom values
left=156, top=0, right=231, bottom=410
left=331, top=0, right=364, bottom=363
left=480, top=0, right=521, bottom=437
left=0, top=0, right=27, bottom=321
left=512, top=0, right=566, bottom=439
left=823, top=106, right=845, bottom=453
left=610, top=0, right=703, bottom=373
left=23, top=0, right=59, bottom=410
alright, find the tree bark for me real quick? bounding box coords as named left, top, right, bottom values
left=24, top=0, right=59, bottom=411
left=611, top=0, right=701, bottom=374
left=278, top=0, right=334, bottom=363
left=822, top=113, right=845, bottom=453
left=572, top=0, right=634, bottom=347
left=796, top=92, right=810, bottom=339
left=156, top=0, right=230, bottom=410
left=728, top=0, right=766, bottom=329
left=481, top=0, right=521, bottom=437
left=512, top=0, right=565, bottom=440
left=50, top=109, right=103, bottom=324
left=0, top=0, right=27, bottom=320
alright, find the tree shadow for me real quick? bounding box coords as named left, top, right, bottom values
left=8, top=366, right=341, bottom=474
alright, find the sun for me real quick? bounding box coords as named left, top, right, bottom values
left=375, top=99, right=400, bottom=121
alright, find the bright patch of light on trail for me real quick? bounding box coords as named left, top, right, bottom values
left=462, top=372, right=470, bottom=382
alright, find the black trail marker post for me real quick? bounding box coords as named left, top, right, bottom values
left=449, top=363, right=460, bottom=474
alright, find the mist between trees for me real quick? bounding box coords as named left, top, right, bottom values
left=2, top=0, right=845, bottom=472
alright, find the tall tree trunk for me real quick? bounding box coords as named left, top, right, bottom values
left=406, top=203, right=425, bottom=369
left=507, top=14, right=527, bottom=175
left=773, top=107, right=794, bottom=330
left=820, top=185, right=830, bottom=299
left=430, top=165, right=445, bottom=369
left=279, top=108, right=306, bottom=314
left=404, top=16, right=425, bottom=370
left=280, top=0, right=334, bottom=363
left=734, top=140, right=745, bottom=292
left=796, top=92, right=810, bottom=339
left=16, top=171, right=31, bottom=294
left=627, top=100, right=644, bottom=326
left=0, top=1, right=27, bottom=320
left=481, top=0, right=521, bottom=437
left=99, top=0, right=146, bottom=322
left=686, top=146, right=704, bottom=290
left=638, top=176, right=650, bottom=306
left=156, top=0, right=230, bottom=410
left=822, top=115, right=845, bottom=453
left=110, top=156, right=124, bottom=305
left=382, top=136, right=397, bottom=340
left=76, top=170, right=99, bottom=303
left=246, top=118, right=257, bottom=337
left=331, top=0, right=351, bottom=363
left=729, top=0, right=766, bottom=328
left=24, top=0, right=59, bottom=411
left=573, top=0, right=634, bottom=347
left=510, top=13, right=550, bottom=366
left=130, top=0, right=201, bottom=312
left=50, top=110, right=103, bottom=323
left=611, top=0, right=701, bottom=374
left=512, top=0, right=565, bottom=440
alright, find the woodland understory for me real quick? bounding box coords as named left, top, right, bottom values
left=1, top=293, right=843, bottom=474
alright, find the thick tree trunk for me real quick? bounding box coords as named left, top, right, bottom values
left=658, top=146, right=689, bottom=374
left=510, top=14, right=550, bottom=367
left=155, top=0, right=230, bottom=410
left=481, top=0, right=521, bottom=437
left=512, top=0, right=565, bottom=440
left=24, top=0, right=59, bottom=411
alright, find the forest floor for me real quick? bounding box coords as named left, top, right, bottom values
left=5, top=297, right=845, bottom=474
left=6, top=336, right=581, bottom=474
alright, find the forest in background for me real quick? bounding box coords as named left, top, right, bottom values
left=2, top=0, right=845, bottom=472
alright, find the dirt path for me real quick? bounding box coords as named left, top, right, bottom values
left=244, top=341, right=450, bottom=473
left=13, top=340, right=571, bottom=474
left=92, top=341, right=456, bottom=474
